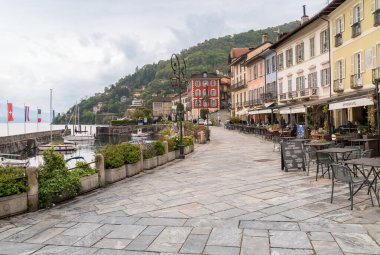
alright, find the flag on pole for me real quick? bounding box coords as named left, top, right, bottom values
left=37, top=108, right=42, bottom=123
left=7, top=103, right=14, bottom=122
left=25, top=106, right=30, bottom=122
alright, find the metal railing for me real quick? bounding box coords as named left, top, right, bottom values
left=352, top=22, right=361, bottom=38
left=335, top=33, right=343, bottom=47
left=231, top=79, right=247, bottom=91
left=374, top=9, right=380, bottom=26
left=373, top=67, right=380, bottom=84
left=333, top=79, right=345, bottom=92
left=350, top=74, right=363, bottom=89
left=279, top=93, right=287, bottom=100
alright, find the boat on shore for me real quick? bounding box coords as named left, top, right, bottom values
left=38, top=143, right=77, bottom=152
left=0, top=153, right=30, bottom=168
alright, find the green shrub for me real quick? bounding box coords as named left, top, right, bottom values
left=155, top=141, right=165, bottom=156
left=166, top=137, right=176, bottom=152
left=111, top=119, right=138, bottom=126
left=38, top=150, right=81, bottom=208
left=143, top=143, right=157, bottom=159
left=98, top=144, right=124, bottom=169
left=120, top=143, right=141, bottom=164
left=183, top=136, right=194, bottom=146
left=70, top=161, right=97, bottom=178
left=0, top=166, right=27, bottom=197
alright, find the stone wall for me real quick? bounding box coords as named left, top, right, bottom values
left=0, top=130, right=64, bottom=154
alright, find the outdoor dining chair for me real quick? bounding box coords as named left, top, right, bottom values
left=330, top=164, right=374, bottom=210
left=316, top=151, right=334, bottom=181
left=304, top=146, right=317, bottom=176
left=361, top=149, right=373, bottom=158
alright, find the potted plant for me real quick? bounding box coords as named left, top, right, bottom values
left=183, top=136, right=194, bottom=154
left=143, top=143, right=158, bottom=170
left=98, top=144, right=126, bottom=183
left=155, top=141, right=167, bottom=166
left=0, top=166, right=28, bottom=218
left=71, top=162, right=98, bottom=194
left=166, top=137, right=177, bottom=161
left=119, top=143, right=142, bottom=177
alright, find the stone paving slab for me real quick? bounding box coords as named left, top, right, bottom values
left=0, top=127, right=379, bottom=254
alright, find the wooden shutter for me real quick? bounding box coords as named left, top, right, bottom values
left=360, top=0, right=364, bottom=20
left=342, top=15, right=345, bottom=32
left=350, top=7, right=353, bottom=25
left=360, top=51, right=365, bottom=73
left=334, top=61, right=338, bottom=80
left=342, top=59, right=346, bottom=79
left=372, top=0, right=376, bottom=12
left=332, top=19, right=336, bottom=36
left=351, top=54, right=355, bottom=75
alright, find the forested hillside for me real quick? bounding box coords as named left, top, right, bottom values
left=55, top=21, right=300, bottom=124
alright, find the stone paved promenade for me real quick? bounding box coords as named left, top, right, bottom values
left=1, top=127, right=380, bottom=254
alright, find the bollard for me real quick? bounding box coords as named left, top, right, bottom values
left=25, top=167, right=39, bottom=212
left=163, top=141, right=168, bottom=154
left=139, top=144, right=144, bottom=170
left=95, top=154, right=105, bottom=187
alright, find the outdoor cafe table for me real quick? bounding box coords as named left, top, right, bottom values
left=349, top=138, right=378, bottom=146
left=317, top=147, right=359, bottom=162
left=304, top=141, right=335, bottom=150
left=292, top=138, right=312, bottom=143
left=344, top=158, right=380, bottom=206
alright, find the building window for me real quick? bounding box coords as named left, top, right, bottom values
left=321, top=67, right=331, bottom=86
left=374, top=0, right=380, bottom=26
left=253, top=64, right=258, bottom=79
left=202, top=89, right=208, bottom=97
left=334, top=16, right=344, bottom=47
left=286, top=48, right=293, bottom=67
left=194, top=89, right=201, bottom=97
left=211, top=99, right=217, bottom=107
left=351, top=2, right=363, bottom=37
left=296, top=76, right=305, bottom=91
left=278, top=53, right=284, bottom=70
left=295, top=42, right=304, bottom=63
left=310, top=37, right=315, bottom=57
left=335, top=59, right=345, bottom=80
left=210, top=80, right=216, bottom=86
left=308, top=72, right=318, bottom=88
left=352, top=51, right=364, bottom=77
left=203, top=80, right=208, bottom=86
left=194, top=100, right=201, bottom=107
left=266, top=59, right=271, bottom=74
left=320, top=29, right=329, bottom=53
left=287, top=79, right=292, bottom=92
left=203, top=101, right=208, bottom=107
left=195, top=81, right=200, bottom=87
left=279, top=80, right=283, bottom=95
left=271, top=56, right=276, bottom=72
left=259, top=63, right=263, bottom=76
left=210, top=89, right=217, bottom=96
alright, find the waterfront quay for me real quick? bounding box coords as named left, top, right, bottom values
left=0, top=127, right=379, bottom=255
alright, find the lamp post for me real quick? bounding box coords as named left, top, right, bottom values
left=170, top=53, right=186, bottom=159
left=204, top=82, right=209, bottom=127
left=375, top=77, right=380, bottom=155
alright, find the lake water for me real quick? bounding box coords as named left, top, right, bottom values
left=0, top=123, right=113, bottom=168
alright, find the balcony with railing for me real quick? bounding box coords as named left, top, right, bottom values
left=279, top=88, right=319, bottom=102
left=263, top=91, right=277, bottom=102
left=335, top=33, right=343, bottom=47
left=350, top=74, right=363, bottom=89
left=231, top=79, right=247, bottom=91
left=243, top=101, right=250, bottom=107
left=279, top=93, right=287, bottom=101
left=352, top=22, right=361, bottom=38
left=333, top=79, right=344, bottom=92
left=375, top=9, right=380, bottom=26
left=373, top=67, right=380, bottom=84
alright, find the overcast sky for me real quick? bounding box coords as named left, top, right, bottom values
left=0, top=0, right=328, bottom=114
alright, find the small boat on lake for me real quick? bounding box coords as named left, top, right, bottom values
left=131, top=128, right=150, bottom=137
left=0, top=153, right=30, bottom=168
left=38, top=143, right=77, bottom=152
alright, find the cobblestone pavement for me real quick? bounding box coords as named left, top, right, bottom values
left=1, top=127, right=380, bottom=255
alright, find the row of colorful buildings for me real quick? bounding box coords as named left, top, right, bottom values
left=229, top=0, right=380, bottom=131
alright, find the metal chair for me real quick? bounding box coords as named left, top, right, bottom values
left=330, top=164, right=374, bottom=210
left=316, top=151, right=333, bottom=181
left=304, top=146, right=317, bottom=176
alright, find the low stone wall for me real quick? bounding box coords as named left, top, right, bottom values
left=96, top=124, right=169, bottom=137
left=0, top=130, right=64, bottom=154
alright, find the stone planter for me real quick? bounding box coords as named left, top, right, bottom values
left=184, top=145, right=194, bottom=155
left=157, top=154, right=168, bottom=166
left=126, top=161, right=142, bottom=177
left=175, top=150, right=180, bottom=159
left=167, top=151, right=176, bottom=161
left=0, top=193, right=27, bottom=218
left=105, top=165, right=127, bottom=184
left=143, top=157, right=158, bottom=170
left=79, top=174, right=99, bottom=194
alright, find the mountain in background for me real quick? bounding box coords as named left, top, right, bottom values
left=55, top=21, right=300, bottom=124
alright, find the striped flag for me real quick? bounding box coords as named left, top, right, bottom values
left=37, top=108, right=42, bottom=123
left=25, top=106, right=30, bottom=122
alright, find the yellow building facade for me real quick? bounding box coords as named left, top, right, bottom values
left=329, top=0, right=380, bottom=128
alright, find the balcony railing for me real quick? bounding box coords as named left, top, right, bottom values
left=288, top=91, right=298, bottom=99
left=350, top=74, right=363, bottom=89
left=279, top=88, right=319, bottom=102
left=243, top=101, right=249, bottom=107
left=352, top=22, right=361, bottom=38
left=333, top=79, right=345, bottom=92
left=373, top=67, right=380, bottom=84
left=279, top=93, right=287, bottom=100
left=264, top=92, right=277, bottom=102
left=231, top=79, right=247, bottom=91
left=375, top=9, right=380, bottom=26
left=335, top=33, right=343, bottom=47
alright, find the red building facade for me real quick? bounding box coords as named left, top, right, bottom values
left=189, top=72, right=220, bottom=120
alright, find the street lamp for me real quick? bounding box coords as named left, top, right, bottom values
left=204, top=83, right=209, bottom=127
left=170, top=53, right=186, bottom=159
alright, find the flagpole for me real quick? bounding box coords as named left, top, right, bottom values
left=24, top=104, right=26, bottom=134
left=37, top=106, right=39, bottom=132
left=50, top=89, right=53, bottom=143
left=7, top=100, right=9, bottom=136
